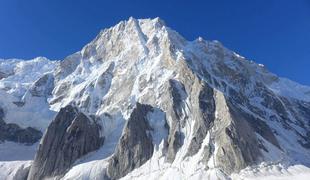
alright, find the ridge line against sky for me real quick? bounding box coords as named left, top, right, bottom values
left=0, top=0, right=309, bottom=85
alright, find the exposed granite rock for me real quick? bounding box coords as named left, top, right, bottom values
left=243, top=111, right=281, bottom=149
left=0, top=71, right=7, bottom=80
left=169, top=79, right=187, bottom=122
left=106, top=103, right=154, bottom=180
left=0, top=107, right=4, bottom=119
left=27, top=105, right=104, bottom=180
left=212, top=91, right=262, bottom=175
left=201, top=144, right=213, bottom=170
left=186, top=82, right=215, bottom=157
left=12, top=101, right=25, bottom=107
left=165, top=79, right=187, bottom=162
left=30, top=73, right=54, bottom=97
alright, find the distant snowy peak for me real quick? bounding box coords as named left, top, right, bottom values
left=0, top=57, right=57, bottom=83
left=0, top=57, right=58, bottom=130
left=269, top=77, right=310, bottom=102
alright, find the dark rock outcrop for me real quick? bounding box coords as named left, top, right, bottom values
left=166, top=79, right=187, bottom=162
left=216, top=101, right=262, bottom=174
left=0, top=107, right=42, bottom=144
left=209, top=92, right=271, bottom=175
left=186, top=82, right=215, bottom=157
left=0, top=107, right=4, bottom=119
left=106, top=103, right=154, bottom=180
left=0, top=120, right=42, bottom=144
left=0, top=71, right=6, bottom=80
left=27, top=105, right=104, bottom=180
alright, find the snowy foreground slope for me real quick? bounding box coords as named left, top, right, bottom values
left=1, top=17, right=310, bottom=180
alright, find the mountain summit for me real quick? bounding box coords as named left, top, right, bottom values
left=0, top=17, right=310, bottom=180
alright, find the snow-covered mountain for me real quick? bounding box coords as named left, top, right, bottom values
left=1, top=17, right=310, bottom=180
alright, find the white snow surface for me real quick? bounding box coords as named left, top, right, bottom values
left=269, top=77, right=310, bottom=102
left=231, top=164, right=310, bottom=180
left=0, top=57, right=57, bottom=96
left=0, top=142, right=38, bottom=180
left=0, top=161, right=32, bottom=180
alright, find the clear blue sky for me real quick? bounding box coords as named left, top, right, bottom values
left=0, top=0, right=309, bottom=85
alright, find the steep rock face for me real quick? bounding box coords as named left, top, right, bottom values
left=30, top=73, right=54, bottom=97
left=211, top=92, right=262, bottom=174
left=186, top=81, right=215, bottom=157
left=106, top=103, right=156, bottom=179
left=0, top=71, right=8, bottom=80
left=164, top=79, right=187, bottom=162
left=27, top=105, right=104, bottom=180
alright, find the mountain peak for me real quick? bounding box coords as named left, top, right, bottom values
left=1, top=17, right=310, bottom=180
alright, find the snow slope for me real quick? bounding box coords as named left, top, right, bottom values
left=231, top=164, right=310, bottom=180
left=0, top=142, right=38, bottom=180
left=0, top=57, right=57, bottom=130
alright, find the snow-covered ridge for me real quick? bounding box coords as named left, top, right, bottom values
left=0, top=57, right=58, bottom=130
left=0, top=57, right=58, bottom=96
left=269, top=77, right=310, bottom=102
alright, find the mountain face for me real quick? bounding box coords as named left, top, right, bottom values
left=0, top=17, right=310, bottom=180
